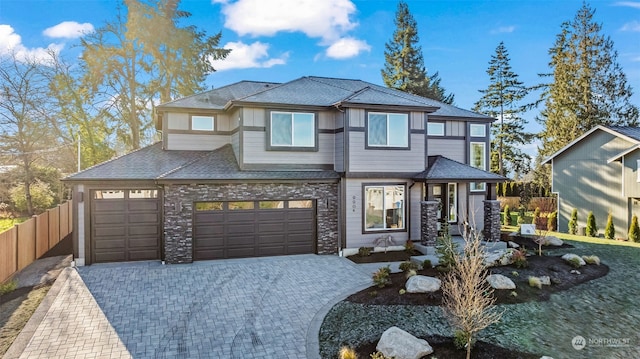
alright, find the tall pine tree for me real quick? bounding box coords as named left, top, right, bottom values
left=381, top=1, right=454, bottom=104
left=474, top=42, right=532, bottom=178
left=537, top=2, right=638, bottom=159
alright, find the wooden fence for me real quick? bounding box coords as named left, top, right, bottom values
left=0, top=200, right=73, bottom=284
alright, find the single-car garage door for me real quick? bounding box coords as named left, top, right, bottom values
left=193, top=199, right=316, bottom=260
left=91, top=189, right=161, bottom=263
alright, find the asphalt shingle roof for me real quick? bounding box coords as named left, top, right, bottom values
left=64, top=143, right=339, bottom=182
left=157, top=81, right=280, bottom=110
left=608, top=126, right=640, bottom=142
left=414, top=155, right=507, bottom=182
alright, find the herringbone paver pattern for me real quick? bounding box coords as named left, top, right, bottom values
left=22, top=255, right=369, bottom=359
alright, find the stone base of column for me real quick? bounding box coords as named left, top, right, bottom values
left=421, top=201, right=439, bottom=246
left=483, top=200, right=501, bottom=242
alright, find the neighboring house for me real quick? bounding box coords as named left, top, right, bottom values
left=63, top=76, right=505, bottom=265
left=544, top=125, right=640, bottom=239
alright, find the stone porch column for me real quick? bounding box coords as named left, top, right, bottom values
left=421, top=201, right=439, bottom=246
left=483, top=200, right=501, bottom=242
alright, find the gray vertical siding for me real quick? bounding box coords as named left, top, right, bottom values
left=167, top=134, right=230, bottom=150
left=427, top=139, right=465, bottom=162
left=242, top=131, right=335, bottom=165
left=622, top=150, right=640, bottom=198
left=348, top=133, right=426, bottom=172
left=553, top=130, right=633, bottom=238
left=335, top=133, right=344, bottom=172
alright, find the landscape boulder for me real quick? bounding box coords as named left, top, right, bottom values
left=484, top=248, right=516, bottom=267
left=544, top=236, right=564, bottom=246
left=540, top=275, right=551, bottom=286
left=508, top=241, right=520, bottom=249
left=486, top=274, right=516, bottom=290
left=562, top=253, right=586, bottom=267
left=376, top=326, right=433, bottom=359
left=405, top=275, right=441, bottom=293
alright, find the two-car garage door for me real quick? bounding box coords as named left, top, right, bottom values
left=193, top=199, right=316, bottom=260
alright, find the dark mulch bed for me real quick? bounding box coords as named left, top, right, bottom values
left=346, top=249, right=420, bottom=263
left=346, top=254, right=608, bottom=306
left=355, top=334, right=540, bottom=359
left=502, top=233, right=574, bottom=251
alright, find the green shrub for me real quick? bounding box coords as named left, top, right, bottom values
left=9, top=180, right=55, bottom=214
left=532, top=207, right=540, bottom=225
left=568, top=257, right=582, bottom=268
left=568, top=208, right=578, bottom=235
left=512, top=249, right=528, bottom=268
left=582, top=255, right=601, bottom=265
left=517, top=206, right=526, bottom=225
left=503, top=205, right=512, bottom=226
left=399, top=261, right=419, bottom=272
left=629, top=214, right=640, bottom=243
left=339, top=346, right=358, bottom=359
left=372, top=266, right=391, bottom=288
left=528, top=276, right=542, bottom=289
left=547, top=211, right=557, bottom=231
left=605, top=212, right=615, bottom=240
left=422, top=259, right=432, bottom=269
left=436, top=231, right=458, bottom=271
left=404, top=239, right=415, bottom=253
left=358, top=247, right=371, bottom=257
left=453, top=329, right=475, bottom=351
left=370, top=352, right=394, bottom=359
left=586, top=211, right=598, bottom=237
left=0, top=279, right=18, bottom=295
left=405, top=269, right=417, bottom=279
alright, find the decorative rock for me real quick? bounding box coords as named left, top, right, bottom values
left=544, top=236, right=563, bottom=246
left=570, top=269, right=581, bottom=275
left=406, top=275, right=441, bottom=293
left=562, top=253, right=586, bottom=266
left=484, top=248, right=516, bottom=267
left=486, top=274, right=516, bottom=290
left=508, top=241, right=520, bottom=248
left=540, top=356, right=554, bottom=359
left=540, top=276, right=551, bottom=286
left=376, top=326, right=434, bottom=359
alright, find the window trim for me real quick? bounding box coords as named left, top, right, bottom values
left=365, top=111, right=410, bottom=150
left=469, top=123, right=486, bottom=137
left=470, top=141, right=487, bottom=192
left=427, top=122, right=445, bottom=136
left=362, top=183, right=407, bottom=233
left=266, top=110, right=318, bottom=151
left=190, top=115, right=215, bottom=131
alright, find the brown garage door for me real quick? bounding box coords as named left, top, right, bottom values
left=193, top=200, right=316, bottom=260
left=91, top=189, right=161, bottom=263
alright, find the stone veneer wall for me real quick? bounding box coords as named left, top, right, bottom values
left=421, top=201, right=439, bottom=246
left=163, top=182, right=339, bottom=263
left=483, top=200, right=501, bottom=242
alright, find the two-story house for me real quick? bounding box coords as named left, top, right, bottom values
left=64, top=76, right=505, bottom=265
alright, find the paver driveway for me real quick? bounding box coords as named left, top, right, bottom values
left=75, top=254, right=370, bottom=359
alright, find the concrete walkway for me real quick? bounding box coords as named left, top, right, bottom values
left=7, top=255, right=371, bottom=359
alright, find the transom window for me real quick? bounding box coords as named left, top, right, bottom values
left=470, top=142, right=486, bottom=191
left=191, top=115, right=214, bottom=131
left=270, top=111, right=315, bottom=147
left=470, top=124, right=486, bottom=137
left=364, top=184, right=405, bottom=231
left=367, top=112, right=409, bottom=148
left=427, top=122, right=445, bottom=136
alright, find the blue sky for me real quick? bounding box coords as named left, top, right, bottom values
left=0, top=0, right=639, bottom=156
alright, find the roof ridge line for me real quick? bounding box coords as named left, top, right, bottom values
left=64, top=142, right=160, bottom=180
left=156, top=146, right=228, bottom=179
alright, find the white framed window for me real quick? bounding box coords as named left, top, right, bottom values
left=427, top=122, right=445, bottom=136
left=448, top=183, right=457, bottom=223
left=470, top=124, right=486, bottom=137
left=191, top=115, right=214, bottom=131
left=270, top=111, right=315, bottom=147
left=470, top=142, right=486, bottom=191
left=364, top=184, right=405, bottom=231
left=367, top=112, right=409, bottom=148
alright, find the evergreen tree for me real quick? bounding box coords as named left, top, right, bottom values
left=381, top=1, right=454, bottom=104
left=629, top=214, right=640, bottom=243
left=568, top=208, right=578, bottom=235
left=586, top=211, right=598, bottom=237
left=503, top=205, right=512, bottom=226
left=604, top=212, right=615, bottom=240
left=474, top=42, right=533, bottom=177
left=81, top=0, right=229, bottom=150
left=537, top=2, right=638, bottom=159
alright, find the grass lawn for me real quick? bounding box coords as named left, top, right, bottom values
left=0, top=218, right=28, bottom=233
left=0, top=284, right=52, bottom=356
left=320, top=229, right=640, bottom=358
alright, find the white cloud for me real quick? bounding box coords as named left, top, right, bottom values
left=614, top=1, right=640, bottom=9
left=325, top=37, right=371, bottom=59
left=0, top=24, right=63, bottom=64
left=210, top=41, right=288, bottom=71
left=43, top=21, right=94, bottom=39
left=621, top=21, right=640, bottom=32
left=490, top=26, right=516, bottom=34
left=218, top=0, right=358, bottom=43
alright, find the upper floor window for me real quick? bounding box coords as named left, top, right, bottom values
left=427, top=122, right=444, bottom=136
left=470, top=124, right=486, bottom=137
left=367, top=112, right=409, bottom=148
left=470, top=142, right=486, bottom=191
left=270, top=111, right=315, bottom=148
left=191, top=115, right=214, bottom=131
